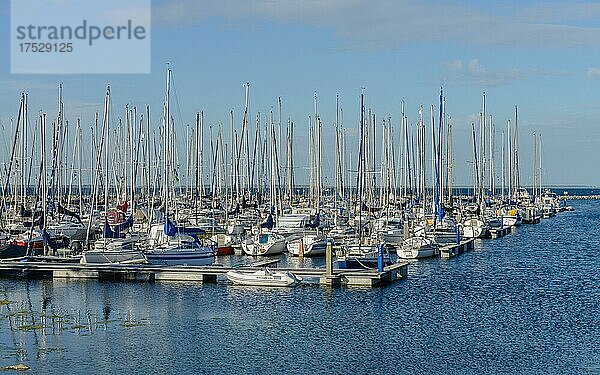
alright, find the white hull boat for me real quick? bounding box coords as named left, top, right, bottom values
left=381, top=228, right=405, bottom=246
left=242, top=233, right=287, bottom=256
left=397, top=236, right=439, bottom=259
left=500, top=207, right=522, bottom=227
left=501, top=216, right=519, bottom=227
left=226, top=268, right=301, bottom=286
left=145, top=242, right=215, bottom=266
left=461, top=218, right=487, bottom=238
left=81, top=237, right=145, bottom=264
left=80, top=249, right=145, bottom=264
left=287, top=234, right=328, bottom=257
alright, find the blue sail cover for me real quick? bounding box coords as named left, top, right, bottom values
left=103, top=215, right=134, bottom=238
left=164, top=216, right=206, bottom=237
left=164, top=216, right=177, bottom=236
left=306, top=213, right=320, bottom=229
left=260, top=214, right=274, bottom=229
left=437, top=207, right=446, bottom=221
left=102, top=219, right=117, bottom=238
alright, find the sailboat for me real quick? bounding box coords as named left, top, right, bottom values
left=145, top=217, right=215, bottom=266
left=396, top=235, right=439, bottom=259
left=81, top=215, right=145, bottom=264
left=77, top=87, right=145, bottom=264
left=144, top=66, right=215, bottom=266
left=242, top=107, right=287, bottom=257
left=336, top=90, right=391, bottom=269
left=287, top=231, right=329, bottom=257
left=241, top=215, right=287, bottom=256
left=460, top=217, right=487, bottom=238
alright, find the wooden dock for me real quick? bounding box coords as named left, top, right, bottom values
left=489, top=226, right=512, bottom=239
left=0, top=259, right=409, bottom=288
left=439, top=239, right=475, bottom=259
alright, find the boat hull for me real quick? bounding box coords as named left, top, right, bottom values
left=80, top=250, right=145, bottom=264
left=287, top=236, right=328, bottom=257
left=242, top=236, right=286, bottom=256
left=397, top=237, right=439, bottom=259
left=145, top=250, right=214, bottom=266
left=226, top=269, right=299, bottom=286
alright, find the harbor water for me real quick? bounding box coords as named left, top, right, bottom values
left=0, top=200, right=598, bottom=374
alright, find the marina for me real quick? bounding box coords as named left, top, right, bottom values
left=0, top=68, right=578, bottom=291
left=1, top=1, right=599, bottom=373
left=0, top=65, right=575, bottom=282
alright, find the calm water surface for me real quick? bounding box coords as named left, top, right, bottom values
left=0, top=200, right=598, bottom=374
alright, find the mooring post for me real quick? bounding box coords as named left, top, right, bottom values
left=325, top=240, right=333, bottom=276
left=377, top=243, right=384, bottom=272
left=455, top=225, right=460, bottom=244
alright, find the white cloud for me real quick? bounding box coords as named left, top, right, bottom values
left=441, top=59, right=522, bottom=87
left=441, top=59, right=572, bottom=87
left=467, top=59, right=486, bottom=75
left=443, top=60, right=463, bottom=71
left=152, top=0, right=600, bottom=49
left=586, top=67, right=600, bottom=79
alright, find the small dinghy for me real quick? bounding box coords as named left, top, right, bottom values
left=226, top=267, right=301, bottom=287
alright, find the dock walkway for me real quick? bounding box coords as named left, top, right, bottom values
left=0, top=260, right=409, bottom=288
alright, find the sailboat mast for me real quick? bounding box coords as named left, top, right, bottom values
left=357, top=90, right=365, bottom=249
left=41, top=113, right=48, bottom=253
left=501, top=131, right=505, bottom=201
left=513, top=105, right=520, bottom=196
left=539, top=134, right=543, bottom=194
left=104, top=88, right=111, bottom=221
left=471, top=123, right=479, bottom=206
left=430, top=105, right=435, bottom=216
left=533, top=131, right=537, bottom=198
left=448, top=117, right=453, bottom=202
left=489, top=115, right=494, bottom=196
left=146, top=106, right=151, bottom=216
left=77, top=118, right=83, bottom=217
left=435, top=87, right=443, bottom=220
left=163, top=67, right=171, bottom=217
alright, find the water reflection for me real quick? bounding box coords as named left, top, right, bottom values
left=0, top=280, right=152, bottom=369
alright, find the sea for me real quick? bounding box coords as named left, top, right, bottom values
left=0, top=195, right=598, bottom=374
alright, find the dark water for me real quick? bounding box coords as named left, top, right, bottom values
left=0, top=201, right=599, bottom=374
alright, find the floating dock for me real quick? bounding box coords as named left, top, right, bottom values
left=489, top=226, right=512, bottom=239
left=439, top=239, right=475, bottom=259
left=0, top=259, right=408, bottom=288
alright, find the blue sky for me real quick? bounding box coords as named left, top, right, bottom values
left=1, top=0, right=600, bottom=187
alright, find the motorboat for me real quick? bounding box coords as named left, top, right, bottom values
left=226, top=267, right=301, bottom=286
